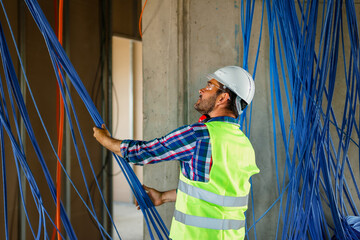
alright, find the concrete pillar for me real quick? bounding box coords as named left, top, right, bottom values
left=141, top=0, right=272, bottom=238
left=142, top=0, right=360, bottom=239
left=142, top=0, right=184, bottom=236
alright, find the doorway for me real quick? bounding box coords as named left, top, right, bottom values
left=111, top=36, right=143, bottom=239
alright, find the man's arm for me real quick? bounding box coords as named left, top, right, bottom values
left=93, top=124, right=123, bottom=157
left=109, top=124, right=198, bottom=165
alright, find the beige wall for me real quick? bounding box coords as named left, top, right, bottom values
left=133, top=41, right=143, bottom=184
left=112, top=36, right=143, bottom=202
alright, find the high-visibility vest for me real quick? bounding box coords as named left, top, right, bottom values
left=169, top=121, right=260, bottom=240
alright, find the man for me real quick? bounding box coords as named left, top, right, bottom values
left=93, top=66, right=260, bottom=240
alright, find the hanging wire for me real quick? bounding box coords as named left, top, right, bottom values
left=0, top=0, right=169, bottom=239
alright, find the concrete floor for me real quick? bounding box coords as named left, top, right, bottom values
left=112, top=202, right=143, bottom=240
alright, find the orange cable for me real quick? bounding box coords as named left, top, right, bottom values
left=139, top=0, right=148, bottom=38
left=52, top=0, right=64, bottom=239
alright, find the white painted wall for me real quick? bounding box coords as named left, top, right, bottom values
left=112, top=36, right=143, bottom=203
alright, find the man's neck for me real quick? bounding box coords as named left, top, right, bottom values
left=208, top=109, right=236, bottom=119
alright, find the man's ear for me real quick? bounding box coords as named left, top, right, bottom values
left=216, top=92, right=230, bottom=105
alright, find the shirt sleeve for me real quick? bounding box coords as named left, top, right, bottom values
left=120, top=124, right=199, bottom=165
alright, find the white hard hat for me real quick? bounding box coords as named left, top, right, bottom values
left=207, top=66, right=255, bottom=115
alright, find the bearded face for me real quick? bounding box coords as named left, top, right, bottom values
left=194, top=79, right=227, bottom=115
left=194, top=81, right=223, bottom=115
left=194, top=93, right=217, bottom=115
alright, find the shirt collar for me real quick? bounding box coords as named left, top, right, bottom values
left=204, top=116, right=239, bottom=126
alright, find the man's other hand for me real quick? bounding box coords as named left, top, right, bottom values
left=135, top=185, right=177, bottom=210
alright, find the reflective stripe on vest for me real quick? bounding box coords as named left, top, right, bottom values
left=174, top=210, right=245, bottom=230
left=178, top=180, right=248, bottom=207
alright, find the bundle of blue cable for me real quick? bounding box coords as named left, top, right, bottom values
left=0, top=0, right=169, bottom=239
left=257, top=0, right=359, bottom=239
left=237, top=0, right=359, bottom=239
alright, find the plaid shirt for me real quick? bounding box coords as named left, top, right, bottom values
left=120, top=116, right=240, bottom=182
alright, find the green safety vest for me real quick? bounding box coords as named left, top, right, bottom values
left=169, top=121, right=260, bottom=240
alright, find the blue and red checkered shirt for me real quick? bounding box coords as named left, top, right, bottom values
left=120, top=116, right=240, bottom=182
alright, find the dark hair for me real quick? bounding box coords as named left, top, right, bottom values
left=240, top=99, right=248, bottom=111
left=216, top=84, right=241, bottom=118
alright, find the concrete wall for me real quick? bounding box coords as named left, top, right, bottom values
left=142, top=0, right=360, bottom=239
left=141, top=0, right=266, bottom=237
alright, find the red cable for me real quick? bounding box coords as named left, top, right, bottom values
left=51, top=0, right=64, bottom=239
left=139, top=0, right=148, bottom=38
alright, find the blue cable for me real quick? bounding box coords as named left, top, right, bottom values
left=0, top=11, right=77, bottom=238
left=0, top=0, right=169, bottom=238
left=23, top=0, right=169, bottom=238
left=263, top=0, right=360, bottom=239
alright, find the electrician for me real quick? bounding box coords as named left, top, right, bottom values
left=93, top=66, right=260, bottom=240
